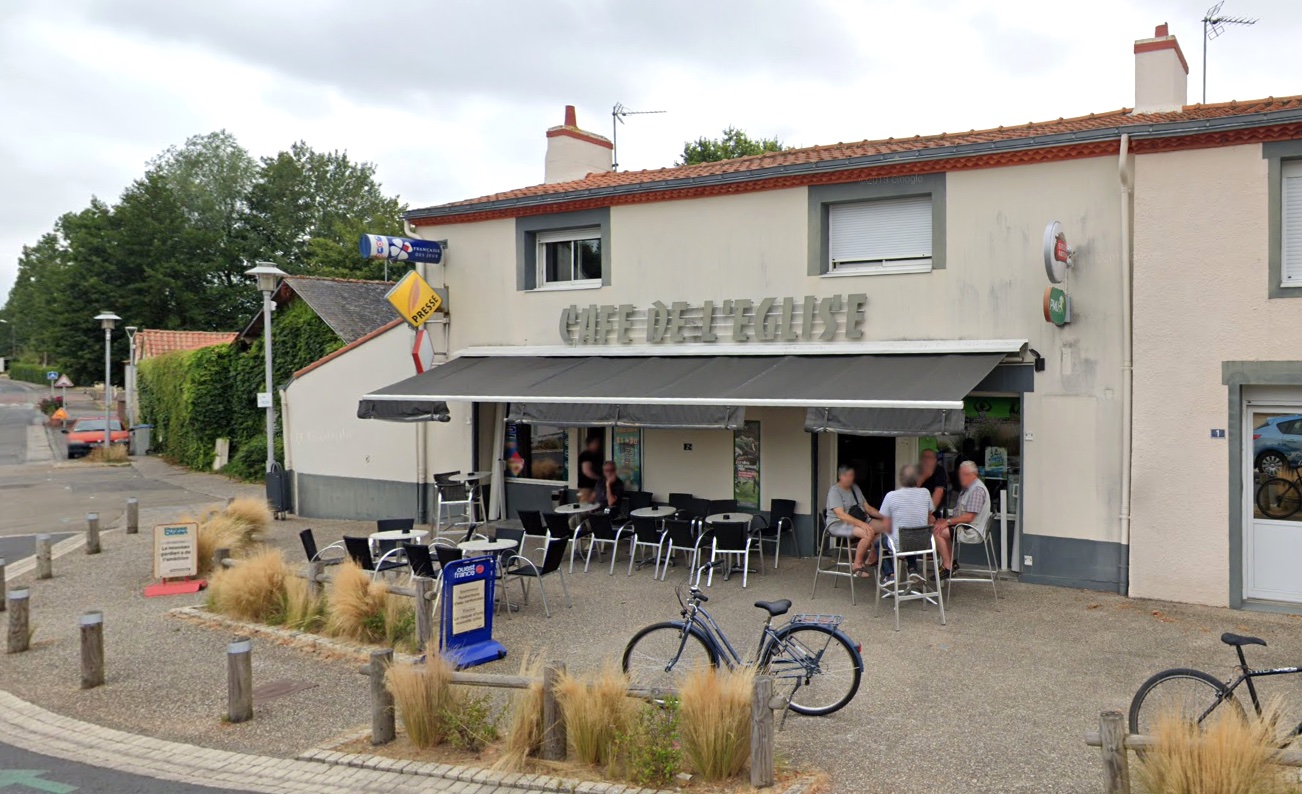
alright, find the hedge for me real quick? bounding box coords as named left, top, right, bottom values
left=7, top=362, right=60, bottom=385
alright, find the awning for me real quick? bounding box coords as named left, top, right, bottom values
left=359, top=352, right=1006, bottom=432
left=506, top=402, right=745, bottom=430
left=356, top=398, right=450, bottom=423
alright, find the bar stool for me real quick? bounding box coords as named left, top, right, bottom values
left=875, top=526, right=946, bottom=631
left=810, top=516, right=858, bottom=605
left=946, top=517, right=999, bottom=602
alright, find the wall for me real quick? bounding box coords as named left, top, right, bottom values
left=1130, top=142, right=1288, bottom=606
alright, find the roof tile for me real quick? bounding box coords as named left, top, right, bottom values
left=135, top=330, right=237, bottom=361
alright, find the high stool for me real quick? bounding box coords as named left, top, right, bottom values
left=875, top=526, right=946, bottom=631
left=811, top=521, right=860, bottom=605
left=946, top=518, right=999, bottom=602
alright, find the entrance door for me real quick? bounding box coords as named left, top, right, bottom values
left=1244, top=403, right=1302, bottom=603
left=836, top=435, right=894, bottom=508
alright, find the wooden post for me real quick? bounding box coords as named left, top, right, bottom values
left=85, top=513, right=101, bottom=555
left=414, top=576, right=434, bottom=649
left=0, top=558, right=5, bottom=613
left=369, top=649, right=395, bottom=745
left=213, top=548, right=231, bottom=574
left=80, top=611, right=104, bottom=689
left=750, top=675, right=775, bottom=788
left=125, top=498, right=139, bottom=535
left=35, top=535, right=53, bottom=580
left=226, top=636, right=253, bottom=723
left=1100, top=710, right=1131, bottom=794
left=541, top=660, right=567, bottom=761
left=7, top=589, right=29, bottom=653
left=306, top=560, right=324, bottom=601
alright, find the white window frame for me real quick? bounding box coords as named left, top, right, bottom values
left=1281, top=160, right=1302, bottom=288
left=826, top=195, right=933, bottom=277
left=534, top=227, right=603, bottom=291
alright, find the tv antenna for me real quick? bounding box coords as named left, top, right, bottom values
left=1201, top=2, right=1257, bottom=104
left=611, top=102, right=666, bottom=171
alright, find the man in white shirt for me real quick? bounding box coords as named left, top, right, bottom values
left=869, top=464, right=934, bottom=584
left=930, top=461, right=992, bottom=579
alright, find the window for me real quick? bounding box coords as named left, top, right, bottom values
left=536, top=228, right=602, bottom=288
left=1283, top=160, right=1302, bottom=287
left=504, top=423, right=568, bottom=482
left=828, top=195, right=933, bottom=274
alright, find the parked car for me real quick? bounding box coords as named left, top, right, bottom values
left=64, top=418, right=128, bottom=459
left=1253, top=415, right=1302, bottom=475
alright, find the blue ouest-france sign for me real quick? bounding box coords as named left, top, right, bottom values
left=439, top=556, right=506, bottom=668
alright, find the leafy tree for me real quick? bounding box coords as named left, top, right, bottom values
left=677, top=127, right=788, bottom=165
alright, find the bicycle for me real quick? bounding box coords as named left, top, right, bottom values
left=1255, top=473, right=1302, bottom=520
left=621, top=561, right=864, bottom=716
left=1129, top=631, right=1302, bottom=743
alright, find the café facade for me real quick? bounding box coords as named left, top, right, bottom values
left=326, top=26, right=1302, bottom=606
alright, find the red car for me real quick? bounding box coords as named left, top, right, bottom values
left=64, top=418, right=128, bottom=458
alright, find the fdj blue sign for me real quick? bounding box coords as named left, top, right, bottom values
left=359, top=234, right=443, bottom=265
left=439, top=556, right=506, bottom=668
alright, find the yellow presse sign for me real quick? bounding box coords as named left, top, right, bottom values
left=386, top=271, right=443, bottom=327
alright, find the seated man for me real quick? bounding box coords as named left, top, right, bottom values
left=930, top=461, right=992, bottom=579
left=593, top=460, right=626, bottom=514
left=826, top=464, right=883, bottom=576
left=870, top=463, right=936, bottom=585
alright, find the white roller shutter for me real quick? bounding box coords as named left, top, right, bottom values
left=828, top=195, right=932, bottom=272
left=1283, top=160, right=1302, bottom=286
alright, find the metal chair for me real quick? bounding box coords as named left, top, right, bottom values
left=708, top=499, right=737, bottom=515
left=343, top=535, right=406, bottom=581
left=659, top=518, right=704, bottom=581
left=876, top=527, right=947, bottom=631
left=811, top=515, right=858, bottom=605
left=299, top=528, right=344, bottom=565
left=946, top=516, right=1000, bottom=602
left=626, top=490, right=654, bottom=512
left=518, top=510, right=548, bottom=558
left=685, top=497, right=711, bottom=521
left=627, top=515, right=666, bottom=577
left=434, top=481, right=480, bottom=535
left=542, top=512, right=586, bottom=573
left=751, top=498, right=798, bottom=569
left=703, top=518, right=760, bottom=588
left=582, top=512, right=629, bottom=574
left=402, top=542, right=437, bottom=578
left=502, top=536, right=573, bottom=618
left=376, top=517, right=416, bottom=533
left=667, top=493, right=695, bottom=512
left=433, top=543, right=463, bottom=571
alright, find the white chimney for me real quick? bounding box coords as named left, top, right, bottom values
left=1133, top=23, right=1189, bottom=113
left=544, top=105, right=613, bottom=184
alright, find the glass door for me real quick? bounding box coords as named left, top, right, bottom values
left=1244, top=404, right=1302, bottom=603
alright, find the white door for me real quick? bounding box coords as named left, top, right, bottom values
left=1244, top=402, right=1302, bottom=603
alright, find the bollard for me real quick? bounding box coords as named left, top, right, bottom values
left=125, top=498, right=139, bottom=535
left=213, top=548, right=231, bottom=573
left=85, top=513, right=101, bottom=555
left=0, top=558, right=6, bottom=613
left=369, top=649, right=395, bottom=745
left=541, top=660, right=567, bottom=761
left=35, top=535, right=52, bottom=580
left=306, top=560, right=324, bottom=601
left=750, top=675, right=775, bottom=788
left=80, top=611, right=104, bottom=689
left=1100, top=710, right=1132, bottom=794
left=413, top=577, right=434, bottom=649
left=227, top=636, right=253, bottom=723
left=7, top=589, right=30, bottom=653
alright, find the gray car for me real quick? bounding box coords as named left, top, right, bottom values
left=1253, top=415, right=1302, bottom=475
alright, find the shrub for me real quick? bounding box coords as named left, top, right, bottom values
left=324, top=562, right=417, bottom=651
left=556, top=663, right=635, bottom=767
left=194, top=509, right=264, bottom=575
left=207, top=549, right=292, bottom=622
left=678, top=665, right=754, bottom=780
left=614, top=699, right=682, bottom=786
left=87, top=444, right=129, bottom=464
left=497, top=652, right=546, bottom=772
left=223, top=497, right=272, bottom=536
left=281, top=576, right=325, bottom=632
left=385, top=650, right=470, bottom=749
left=8, top=362, right=59, bottom=385
left=1136, top=703, right=1292, bottom=794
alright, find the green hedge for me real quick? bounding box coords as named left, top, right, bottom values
left=7, top=362, right=58, bottom=385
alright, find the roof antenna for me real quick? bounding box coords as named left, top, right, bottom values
left=1201, top=2, right=1258, bottom=104
left=612, top=102, right=666, bottom=171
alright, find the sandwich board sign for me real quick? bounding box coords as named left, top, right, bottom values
left=144, top=521, right=206, bottom=597
left=439, top=556, right=506, bottom=667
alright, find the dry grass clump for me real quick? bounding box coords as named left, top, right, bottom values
left=194, top=505, right=265, bottom=575
left=223, top=497, right=273, bottom=536
left=678, top=664, right=755, bottom=781
left=87, top=444, right=129, bottom=463
left=1136, top=702, right=1293, bottom=794
left=281, top=576, right=325, bottom=632
left=386, top=650, right=459, bottom=748
left=323, top=561, right=417, bottom=651
left=556, top=662, right=635, bottom=767
left=206, top=548, right=291, bottom=622
left=496, top=651, right=546, bottom=772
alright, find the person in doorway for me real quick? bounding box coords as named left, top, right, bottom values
left=930, top=461, right=991, bottom=579
left=593, top=460, right=626, bottom=513
left=871, top=463, right=936, bottom=586
left=951, top=438, right=979, bottom=489
left=826, top=464, right=883, bottom=576
left=576, top=435, right=603, bottom=503
left=919, top=448, right=948, bottom=519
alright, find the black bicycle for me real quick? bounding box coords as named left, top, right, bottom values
left=621, top=561, right=863, bottom=716
left=1129, top=632, right=1302, bottom=742
left=1255, top=474, right=1302, bottom=519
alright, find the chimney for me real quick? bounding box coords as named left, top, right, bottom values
left=544, top=105, right=613, bottom=184
left=1133, top=23, right=1188, bottom=113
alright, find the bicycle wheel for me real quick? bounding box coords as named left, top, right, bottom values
left=1255, top=478, right=1302, bottom=519
left=1129, top=668, right=1240, bottom=736
left=622, top=622, right=718, bottom=694
left=762, top=624, right=862, bottom=716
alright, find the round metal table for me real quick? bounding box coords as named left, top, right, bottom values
left=706, top=512, right=753, bottom=525
left=369, top=528, right=428, bottom=556
left=458, top=538, right=518, bottom=554
left=555, top=502, right=600, bottom=515
left=630, top=505, right=677, bottom=519
left=450, top=471, right=493, bottom=483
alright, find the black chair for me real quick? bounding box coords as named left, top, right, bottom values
left=402, top=542, right=437, bottom=578
left=708, top=499, right=737, bottom=515
left=432, top=471, right=461, bottom=483
left=703, top=519, right=761, bottom=588
left=434, top=544, right=464, bottom=571
left=752, top=498, right=798, bottom=569
left=626, top=490, right=654, bottom=512
left=659, top=518, right=703, bottom=581
left=503, top=536, right=573, bottom=618
left=299, top=528, right=344, bottom=565
left=495, top=526, right=527, bottom=558
left=627, top=515, right=666, bottom=578
left=685, top=497, right=711, bottom=522
left=519, top=510, right=548, bottom=558
left=376, top=517, right=416, bottom=532
left=543, top=512, right=584, bottom=572
left=668, top=493, right=695, bottom=512
left=583, top=512, right=629, bottom=574
left=343, top=535, right=406, bottom=580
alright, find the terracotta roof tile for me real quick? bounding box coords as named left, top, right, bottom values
left=135, top=330, right=237, bottom=361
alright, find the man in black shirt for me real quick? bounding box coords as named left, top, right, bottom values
left=577, top=435, right=603, bottom=504
left=919, top=448, right=948, bottom=519
left=593, top=460, right=626, bottom=513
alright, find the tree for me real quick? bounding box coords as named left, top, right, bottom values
left=677, top=127, right=788, bottom=165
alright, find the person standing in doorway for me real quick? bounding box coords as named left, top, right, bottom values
left=919, top=448, right=948, bottom=520
left=577, top=434, right=603, bottom=504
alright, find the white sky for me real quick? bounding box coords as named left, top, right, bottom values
left=1, top=0, right=1297, bottom=303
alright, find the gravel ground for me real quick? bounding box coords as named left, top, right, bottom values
left=4, top=460, right=1302, bottom=793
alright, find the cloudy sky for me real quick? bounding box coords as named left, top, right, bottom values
left=1, top=0, right=1297, bottom=303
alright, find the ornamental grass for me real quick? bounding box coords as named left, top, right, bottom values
left=678, top=664, right=754, bottom=781
left=1135, top=701, right=1293, bottom=794
left=385, top=648, right=460, bottom=748
left=206, top=548, right=291, bottom=622
left=496, top=651, right=546, bottom=772
left=556, top=662, right=635, bottom=767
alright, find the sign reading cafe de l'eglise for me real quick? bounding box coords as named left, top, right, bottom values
left=559, top=294, right=868, bottom=345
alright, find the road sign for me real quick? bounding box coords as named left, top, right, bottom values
left=386, top=270, right=443, bottom=328
left=359, top=234, right=444, bottom=265
left=45, top=371, right=57, bottom=382
left=53, top=374, right=73, bottom=388
left=0, top=769, right=77, bottom=793
left=439, top=556, right=506, bottom=667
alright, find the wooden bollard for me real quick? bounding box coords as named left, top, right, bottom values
left=213, top=548, right=231, bottom=573
left=369, top=649, right=395, bottom=745
left=306, top=560, right=324, bottom=601
left=414, top=577, right=435, bottom=649
left=125, top=498, right=139, bottom=535
left=541, top=660, right=567, bottom=761
left=226, top=636, right=253, bottom=723
left=35, top=535, right=52, bottom=580
left=80, top=611, right=105, bottom=689
left=1100, top=710, right=1131, bottom=794
left=750, top=675, right=775, bottom=788
left=7, top=589, right=30, bottom=653
left=85, top=513, right=101, bottom=555
left=0, top=558, right=6, bottom=613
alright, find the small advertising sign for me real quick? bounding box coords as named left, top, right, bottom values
left=1043, top=286, right=1071, bottom=326
left=153, top=522, right=199, bottom=579
left=439, top=556, right=506, bottom=668
left=359, top=234, right=444, bottom=265
left=386, top=270, right=444, bottom=328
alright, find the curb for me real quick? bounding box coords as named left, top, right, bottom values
left=4, top=528, right=113, bottom=580
left=168, top=606, right=422, bottom=665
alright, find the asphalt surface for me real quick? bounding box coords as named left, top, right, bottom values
left=0, top=534, right=72, bottom=566
left=0, top=378, right=36, bottom=466
left=0, top=740, right=235, bottom=793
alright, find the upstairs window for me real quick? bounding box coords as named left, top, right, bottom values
left=537, top=228, right=602, bottom=288
left=828, top=195, right=933, bottom=274
left=1283, top=160, right=1302, bottom=287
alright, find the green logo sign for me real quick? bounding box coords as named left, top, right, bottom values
left=1044, top=286, right=1071, bottom=326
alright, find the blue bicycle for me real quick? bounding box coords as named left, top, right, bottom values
left=621, top=561, right=863, bottom=716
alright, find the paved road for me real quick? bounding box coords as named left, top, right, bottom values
left=0, top=379, right=37, bottom=466
left=0, top=533, right=72, bottom=566
left=0, top=740, right=234, bottom=794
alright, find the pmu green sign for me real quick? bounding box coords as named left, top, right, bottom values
left=1043, top=286, right=1071, bottom=327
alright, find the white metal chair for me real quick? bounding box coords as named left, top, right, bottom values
left=875, top=526, right=946, bottom=631
left=502, top=536, right=573, bottom=618
left=704, top=518, right=760, bottom=588
left=627, top=515, right=666, bottom=578
left=582, top=512, right=630, bottom=574
left=946, top=486, right=998, bottom=601
left=659, top=517, right=705, bottom=581
left=434, top=481, right=480, bottom=536
left=751, top=498, right=798, bottom=569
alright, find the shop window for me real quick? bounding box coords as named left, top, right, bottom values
left=828, top=196, right=933, bottom=274
left=537, top=228, right=603, bottom=287
left=504, top=423, right=569, bottom=482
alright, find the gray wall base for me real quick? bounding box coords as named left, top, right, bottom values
left=1017, top=534, right=1123, bottom=593
left=296, top=472, right=421, bottom=521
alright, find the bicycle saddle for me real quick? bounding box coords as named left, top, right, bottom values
left=1220, top=632, right=1266, bottom=647
left=754, top=599, right=792, bottom=616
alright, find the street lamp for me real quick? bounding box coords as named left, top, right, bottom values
left=93, top=311, right=121, bottom=450
left=245, top=262, right=287, bottom=475
left=124, top=326, right=138, bottom=427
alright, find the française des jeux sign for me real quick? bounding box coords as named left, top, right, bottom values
left=559, top=294, right=868, bottom=346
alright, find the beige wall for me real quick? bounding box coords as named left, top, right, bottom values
left=1129, top=143, right=1285, bottom=606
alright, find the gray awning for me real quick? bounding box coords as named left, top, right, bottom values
left=507, top=403, right=745, bottom=430
left=356, top=398, right=451, bottom=423
left=804, top=407, right=963, bottom=437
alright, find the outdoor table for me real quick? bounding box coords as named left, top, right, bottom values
left=450, top=471, right=493, bottom=483
left=630, top=505, right=677, bottom=519
left=369, top=528, right=429, bottom=557
left=555, top=502, right=599, bottom=515
left=458, top=538, right=518, bottom=554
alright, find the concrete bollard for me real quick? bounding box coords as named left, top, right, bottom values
left=369, top=649, right=395, bottom=745
left=7, top=589, right=30, bottom=653
left=125, top=498, right=139, bottom=535
left=80, top=611, right=104, bottom=689
left=85, top=513, right=101, bottom=555
left=227, top=636, right=253, bottom=723
left=35, top=535, right=52, bottom=580
left=541, top=660, right=567, bottom=761
left=213, top=548, right=231, bottom=573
